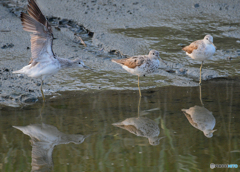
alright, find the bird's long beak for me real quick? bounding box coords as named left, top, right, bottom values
left=83, top=65, right=94, bottom=71
left=84, top=133, right=92, bottom=139
left=210, top=41, right=217, bottom=49
left=159, top=57, right=167, bottom=65
left=210, top=129, right=217, bottom=133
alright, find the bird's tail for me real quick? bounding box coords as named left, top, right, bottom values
left=12, top=65, right=31, bottom=74
left=111, top=59, right=119, bottom=63
left=181, top=109, right=187, bottom=112
left=112, top=122, right=125, bottom=128
left=112, top=122, right=122, bottom=126
left=13, top=126, right=26, bottom=132
left=12, top=70, right=22, bottom=74
left=111, top=59, right=125, bottom=66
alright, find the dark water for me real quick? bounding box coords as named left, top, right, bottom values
left=0, top=80, right=239, bottom=171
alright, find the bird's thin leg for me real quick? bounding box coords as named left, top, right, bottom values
left=199, top=85, right=204, bottom=106
left=40, top=80, right=46, bottom=102
left=40, top=101, right=45, bottom=122
left=199, top=61, right=203, bottom=85
left=138, top=96, right=141, bottom=117
left=138, top=76, right=142, bottom=97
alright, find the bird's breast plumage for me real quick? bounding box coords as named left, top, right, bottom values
left=187, top=42, right=215, bottom=61
left=204, top=44, right=216, bottom=57
left=143, top=58, right=160, bottom=73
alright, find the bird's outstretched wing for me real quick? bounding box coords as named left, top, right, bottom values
left=30, top=137, right=54, bottom=172
left=112, top=56, right=146, bottom=69
left=21, top=0, right=55, bottom=64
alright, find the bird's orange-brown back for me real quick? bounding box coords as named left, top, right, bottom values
left=182, top=40, right=200, bottom=54
left=112, top=56, right=145, bottom=69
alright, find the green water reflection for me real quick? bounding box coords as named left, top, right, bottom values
left=0, top=80, right=240, bottom=171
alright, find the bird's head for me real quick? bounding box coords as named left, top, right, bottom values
left=149, top=136, right=165, bottom=146
left=149, top=49, right=167, bottom=65
left=204, top=35, right=214, bottom=45
left=204, top=129, right=217, bottom=138
left=148, top=49, right=159, bottom=57
left=73, top=58, right=92, bottom=70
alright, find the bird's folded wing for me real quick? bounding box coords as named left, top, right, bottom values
left=182, top=40, right=200, bottom=54
left=112, top=56, right=145, bottom=68
left=182, top=111, right=198, bottom=128
left=21, top=0, right=54, bottom=63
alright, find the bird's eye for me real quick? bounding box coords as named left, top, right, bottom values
left=206, top=38, right=208, bottom=40
left=153, top=53, right=155, bottom=55
left=79, top=62, right=81, bottom=64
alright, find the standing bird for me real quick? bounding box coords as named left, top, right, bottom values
left=111, top=50, right=164, bottom=97
left=13, top=0, right=90, bottom=101
left=182, top=35, right=216, bottom=85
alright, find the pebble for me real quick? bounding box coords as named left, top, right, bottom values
left=1, top=43, right=14, bottom=49
left=193, top=3, right=200, bottom=8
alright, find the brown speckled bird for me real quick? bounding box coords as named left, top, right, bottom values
left=112, top=50, right=165, bottom=97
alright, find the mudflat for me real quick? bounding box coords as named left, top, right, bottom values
left=0, top=0, right=239, bottom=107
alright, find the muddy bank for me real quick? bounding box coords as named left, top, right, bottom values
left=1, top=0, right=239, bottom=107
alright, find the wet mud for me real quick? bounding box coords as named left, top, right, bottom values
left=0, top=0, right=240, bottom=107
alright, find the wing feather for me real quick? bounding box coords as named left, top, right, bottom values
left=182, top=111, right=198, bottom=128
left=113, top=124, right=144, bottom=136
left=112, top=56, right=145, bottom=68
left=182, top=40, right=200, bottom=54
left=27, top=0, right=52, bottom=32
left=21, top=0, right=54, bottom=64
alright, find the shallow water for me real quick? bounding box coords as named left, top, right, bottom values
left=1, top=80, right=240, bottom=171
left=3, top=10, right=240, bottom=107
left=46, top=20, right=240, bottom=93
left=112, top=21, right=240, bottom=77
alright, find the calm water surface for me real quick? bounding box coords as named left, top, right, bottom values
left=0, top=80, right=239, bottom=171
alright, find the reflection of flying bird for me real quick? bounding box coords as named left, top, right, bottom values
left=112, top=117, right=162, bottom=145
left=13, top=0, right=91, bottom=101
left=13, top=123, right=90, bottom=172
left=182, top=105, right=217, bottom=138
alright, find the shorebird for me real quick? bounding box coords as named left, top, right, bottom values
left=112, top=50, right=164, bottom=97
left=112, top=117, right=162, bottom=145
left=13, top=0, right=91, bottom=101
left=182, top=35, right=216, bottom=85
left=182, top=105, right=217, bottom=138
left=13, top=123, right=90, bottom=171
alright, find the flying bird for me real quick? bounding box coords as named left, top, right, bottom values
left=13, top=0, right=91, bottom=101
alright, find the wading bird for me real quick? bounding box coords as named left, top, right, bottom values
left=112, top=50, right=165, bottom=97
left=13, top=0, right=91, bottom=101
left=182, top=35, right=216, bottom=85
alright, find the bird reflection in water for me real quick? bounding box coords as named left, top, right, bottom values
left=13, top=123, right=90, bottom=171
left=112, top=97, right=163, bottom=145
left=182, top=86, right=217, bottom=138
